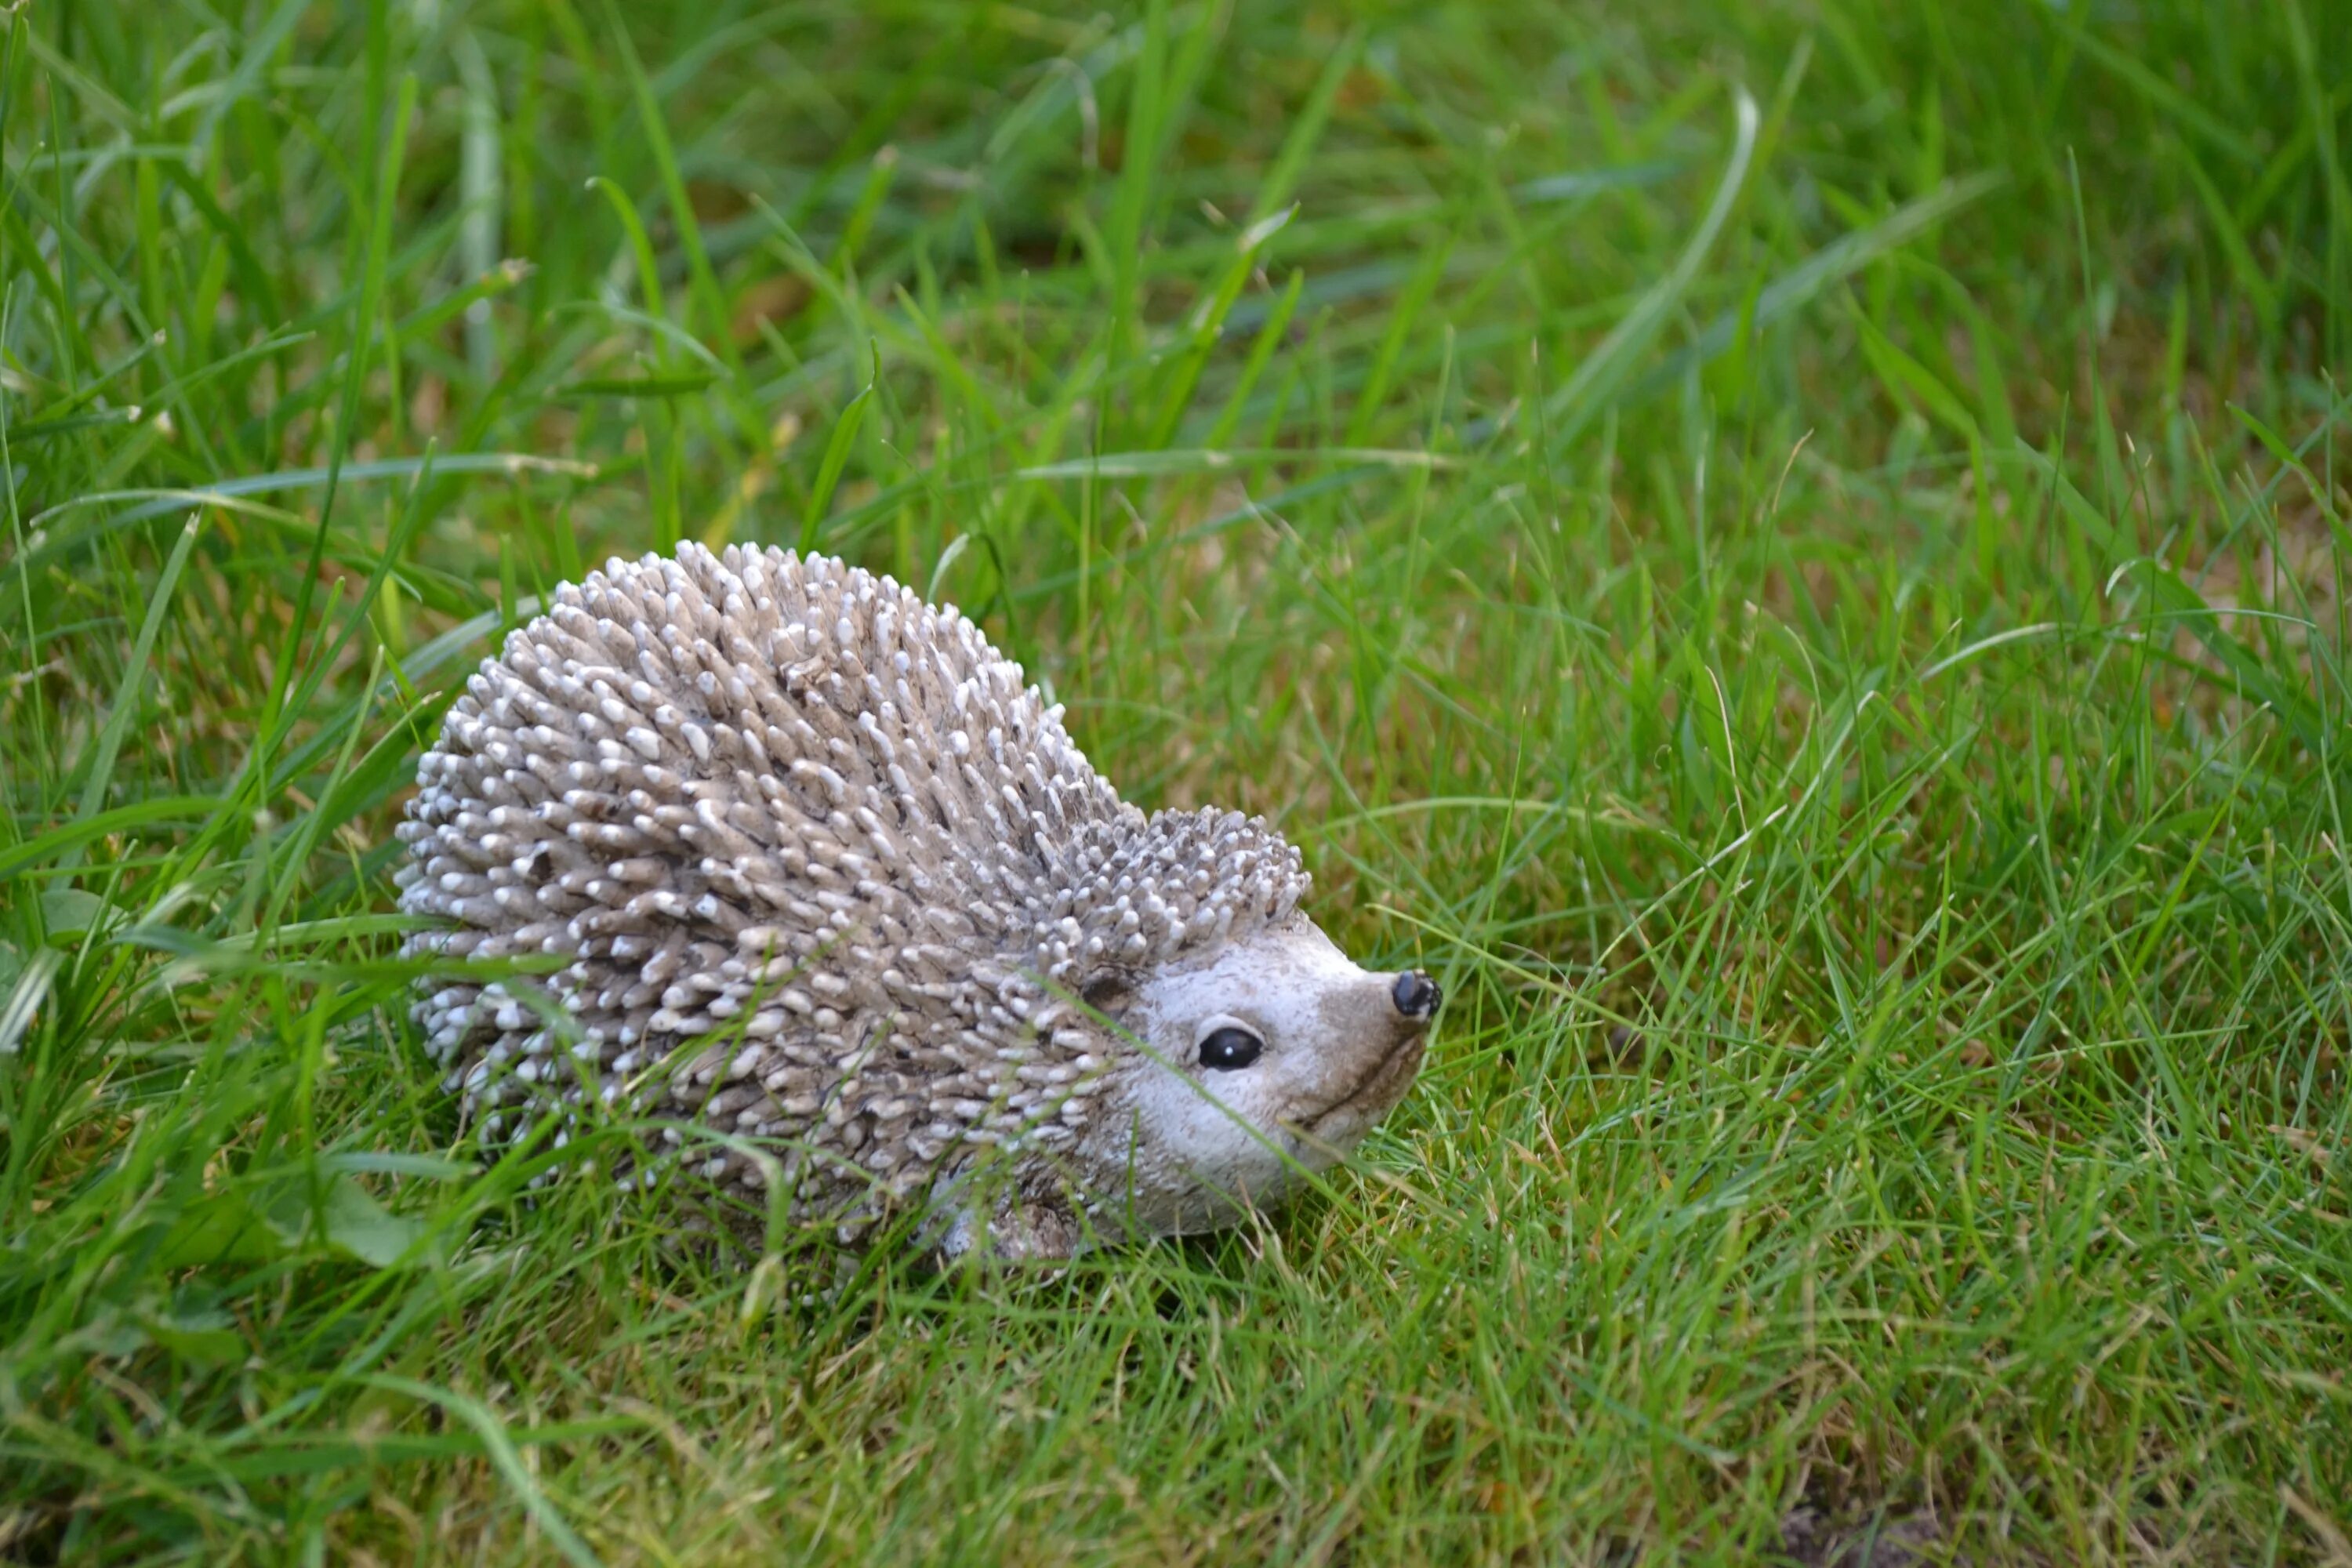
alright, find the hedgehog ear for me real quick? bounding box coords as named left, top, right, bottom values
left=1078, top=972, right=1133, bottom=1016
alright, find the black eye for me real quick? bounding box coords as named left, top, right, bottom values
left=1197, top=1026, right=1263, bottom=1071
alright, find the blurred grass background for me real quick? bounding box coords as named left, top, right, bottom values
left=3, top=0, right=2349, bottom=1562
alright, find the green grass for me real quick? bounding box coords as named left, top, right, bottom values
left=5, top=1, right=2350, bottom=1561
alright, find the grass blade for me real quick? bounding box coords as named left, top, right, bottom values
left=1543, top=85, right=1759, bottom=451
left=71, top=511, right=199, bottom=833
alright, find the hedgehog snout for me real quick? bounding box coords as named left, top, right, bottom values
left=1390, top=970, right=1440, bottom=1020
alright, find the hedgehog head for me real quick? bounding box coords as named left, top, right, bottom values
left=1073, top=911, right=1440, bottom=1240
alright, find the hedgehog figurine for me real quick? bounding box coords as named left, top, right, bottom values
left=395, top=543, right=1439, bottom=1258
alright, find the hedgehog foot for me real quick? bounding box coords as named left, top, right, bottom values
left=938, top=1199, right=1089, bottom=1262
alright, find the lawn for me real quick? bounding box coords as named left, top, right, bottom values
left=5, top=1, right=2350, bottom=1562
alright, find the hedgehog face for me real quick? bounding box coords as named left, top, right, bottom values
left=1090, top=916, right=1439, bottom=1236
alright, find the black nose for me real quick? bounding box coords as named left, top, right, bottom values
left=1391, top=970, right=1440, bottom=1019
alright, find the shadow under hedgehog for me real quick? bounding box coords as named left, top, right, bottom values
left=395, top=543, right=1439, bottom=1258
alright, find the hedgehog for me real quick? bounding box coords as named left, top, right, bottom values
left=394, top=543, right=1439, bottom=1258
